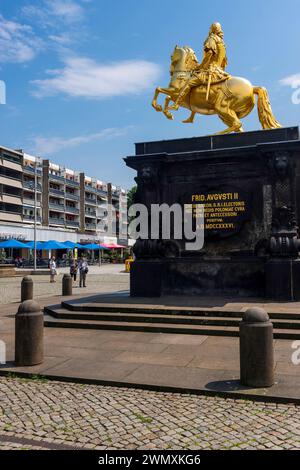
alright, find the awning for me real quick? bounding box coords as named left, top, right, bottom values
left=0, top=239, right=28, bottom=249
left=80, top=243, right=109, bottom=250
left=24, top=241, right=45, bottom=250
left=101, top=243, right=127, bottom=249
left=41, top=240, right=68, bottom=250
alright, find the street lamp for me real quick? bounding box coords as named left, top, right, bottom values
left=33, top=157, right=42, bottom=272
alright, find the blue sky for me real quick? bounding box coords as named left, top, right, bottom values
left=0, top=0, right=299, bottom=188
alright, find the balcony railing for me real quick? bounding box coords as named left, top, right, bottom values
left=49, top=187, right=65, bottom=197
left=65, top=220, right=79, bottom=227
left=65, top=192, right=79, bottom=201
left=23, top=198, right=41, bottom=207
left=49, top=203, right=65, bottom=211
left=49, top=217, right=65, bottom=226
left=85, top=197, right=97, bottom=205
left=23, top=214, right=42, bottom=222
left=96, top=188, right=108, bottom=197
left=85, top=210, right=96, bottom=217
left=85, top=223, right=97, bottom=230
left=49, top=174, right=65, bottom=183
left=23, top=181, right=42, bottom=192
left=85, top=186, right=97, bottom=194
left=65, top=206, right=79, bottom=214
left=65, top=179, right=79, bottom=187
left=24, top=165, right=42, bottom=175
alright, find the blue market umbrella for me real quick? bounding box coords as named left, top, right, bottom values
left=25, top=241, right=44, bottom=250
left=42, top=240, right=68, bottom=250
left=0, top=239, right=28, bottom=249
left=81, top=243, right=109, bottom=250
left=64, top=241, right=85, bottom=249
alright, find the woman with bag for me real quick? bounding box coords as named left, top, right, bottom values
left=49, top=256, right=57, bottom=283
left=70, top=258, right=78, bottom=283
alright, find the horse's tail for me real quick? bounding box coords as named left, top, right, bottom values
left=253, top=86, right=281, bottom=129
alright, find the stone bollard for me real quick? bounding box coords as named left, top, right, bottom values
left=240, top=307, right=274, bottom=388
left=15, top=300, right=44, bottom=366
left=62, top=273, right=72, bottom=296
left=21, top=276, right=33, bottom=302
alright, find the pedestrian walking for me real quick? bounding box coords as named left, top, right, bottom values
left=70, top=258, right=78, bottom=282
left=78, top=257, right=88, bottom=288
left=49, top=256, right=57, bottom=283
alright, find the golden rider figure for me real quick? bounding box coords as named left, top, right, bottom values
left=171, top=22, right=231, bottom=109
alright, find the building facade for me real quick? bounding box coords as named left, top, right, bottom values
left=0, top=145, right=128, bottom=245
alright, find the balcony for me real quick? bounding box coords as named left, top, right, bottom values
left=96, top=188, right=108, bottom=197
left=49, top=217, right=65, bottom=226
left=65, top=179, right=79, bottom=188
left=85, top=210, right=96, bottom=217
left=85, top=223, right=97, bottom=230
left=49, top=174, right=65, bottom=183
left=85, top=196, right=97, bottom=205
left=65, top=206, right=79, bottom=214
left=49, top=187, right=65, bottom=197
left=24, top=165, right=42, bottom=175
left=85, top=186, right=97, bottom=194
left=23, top=181, right=42, bottom=192
left=23, top=198, right=41, bottom=207
left=65, top=220, right=79, bottom=228
left=65, top=192, right=79, bottom=201
left=49, top=202, right=65, bottom=212
left=23, top=214, right=42, bottom=222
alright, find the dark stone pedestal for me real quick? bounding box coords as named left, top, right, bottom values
left=265, top=258, right=300, bottom=301
left=131, top=258, right=265, bottom=297
left=130, top=261, right=163, bottom=297
left=125, top=127, right=300, bottom=300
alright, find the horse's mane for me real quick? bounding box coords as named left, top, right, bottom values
left=182, top=46, right=199, bottom=70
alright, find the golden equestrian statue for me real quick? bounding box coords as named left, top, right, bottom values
left=151, top=22, right=281, bottom=134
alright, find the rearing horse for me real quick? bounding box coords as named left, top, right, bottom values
left=151, top=46, right=281, bottom=134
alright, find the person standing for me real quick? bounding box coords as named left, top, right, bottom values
left=78, top=257, right=88, bottom=288
left=70, top=258, right=78, bottom=283
left=49, top=256, right=57, bottom=283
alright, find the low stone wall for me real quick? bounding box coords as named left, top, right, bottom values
left=0, top=264, right=16, bottom=278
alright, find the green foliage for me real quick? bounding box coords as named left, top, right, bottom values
left=127, top=186, right=137, bottom=209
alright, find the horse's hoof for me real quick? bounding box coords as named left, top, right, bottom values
left=182, top=119, right=193, bottom=124
left=151, top=104, right=162, bottom=112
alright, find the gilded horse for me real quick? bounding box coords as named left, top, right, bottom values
left=151, top=46, right=281, bottom=134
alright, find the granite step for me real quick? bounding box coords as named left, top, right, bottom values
left=43, top=312, right=300, bottom=339
left=44, top=306, right=300, bottom=330
left=60, top=301, right=300, bottom=320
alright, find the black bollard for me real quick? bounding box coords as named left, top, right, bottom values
left=21, top=276, right=33, bottom=302
left=240, top=307, right=274, bottom=388
left=15, top=300, right=44, bottom=366
left=62, top=273, right=72, bottom=296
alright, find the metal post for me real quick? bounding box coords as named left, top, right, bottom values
left=33, top=160, right=37, bottom=272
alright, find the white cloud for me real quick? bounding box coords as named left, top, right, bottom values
left=31, top=56, right=161, bottom=99
left=23, top=0, right=86, bottom=27
left=279, top=73, right=300, bottom=89
left=0, top=14, right=43, bottom=63
left=46, top=0, right=85, bottom=23
left=31, top=127, right=131, bottom=156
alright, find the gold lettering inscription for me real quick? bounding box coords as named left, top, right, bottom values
left=189, top=192, right=246, bottom=231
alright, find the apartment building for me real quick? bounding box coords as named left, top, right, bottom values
left=0, top=146, right=128, bottom=245
left=0, top=146, right=23, bottom=225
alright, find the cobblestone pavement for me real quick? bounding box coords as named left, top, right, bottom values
left=0, top=377, right=300, bottom=450
left=0, top=265, right=129, bottom=305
